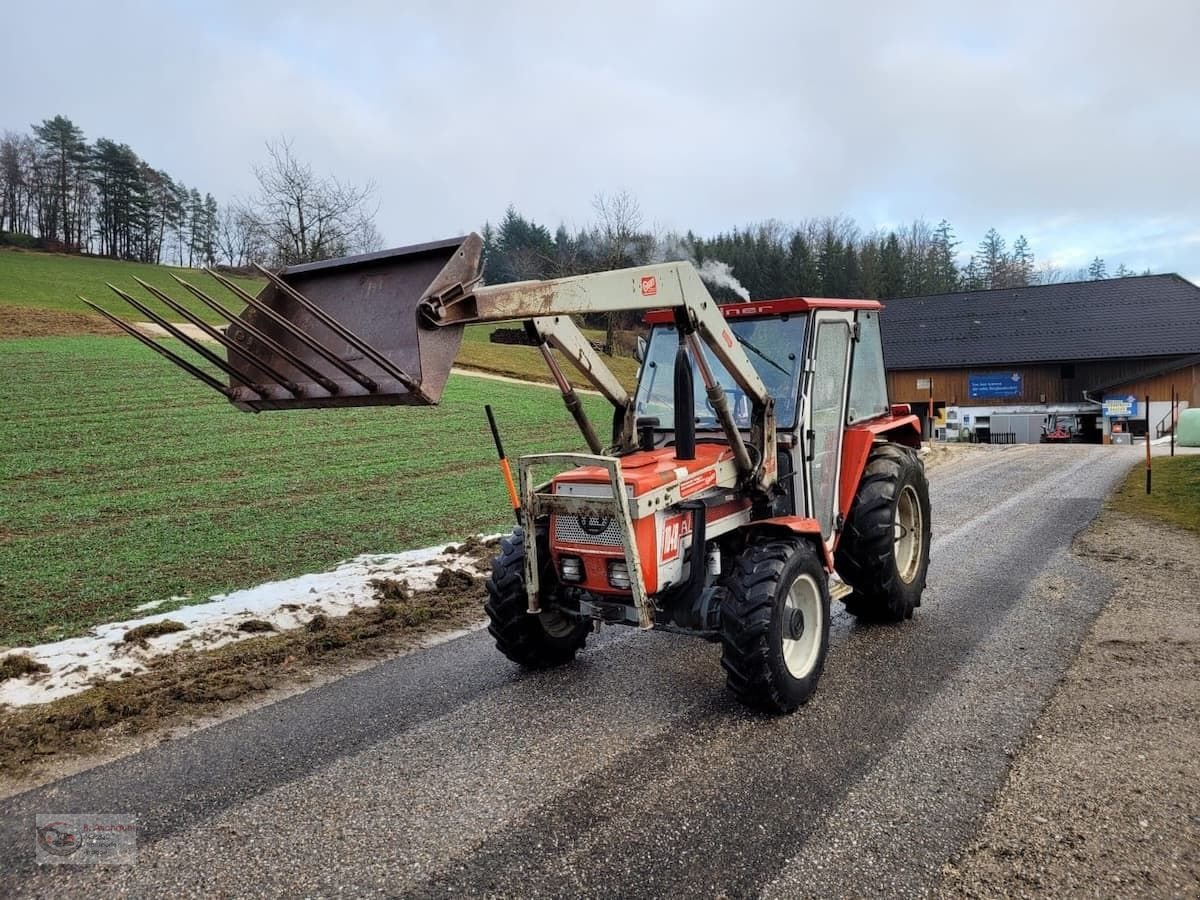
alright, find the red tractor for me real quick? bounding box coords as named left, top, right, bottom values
left=88, top=232, right=930, bottom=712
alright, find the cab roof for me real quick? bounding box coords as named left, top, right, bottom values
left=643, top=296, right=882, bottom=325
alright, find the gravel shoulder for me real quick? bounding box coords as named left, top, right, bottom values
left=941, top=510, right=1200, bottom=898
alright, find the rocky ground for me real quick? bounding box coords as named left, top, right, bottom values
left=941, top=510, right=1200, bottom=898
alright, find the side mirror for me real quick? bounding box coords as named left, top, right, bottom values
left=635, top=335, right=647, bottom=364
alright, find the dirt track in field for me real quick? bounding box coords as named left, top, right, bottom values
left=0, top=304, right=121, bottom=338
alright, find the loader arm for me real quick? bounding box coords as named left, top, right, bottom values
left=419, top=255, right=777, bottom=492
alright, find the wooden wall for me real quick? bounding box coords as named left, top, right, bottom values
left=886, top=358, right=1199, bottom=407
left=1106, top=365, right=1199, bottom=407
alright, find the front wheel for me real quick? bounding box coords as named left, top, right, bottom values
left=484, top=527, right=589, bottom=669
left=719, top=538, right=831, bottom=713
left=835, top=443, right=931, bottom=622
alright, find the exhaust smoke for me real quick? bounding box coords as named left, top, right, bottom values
left=656, top=235, right=751, bottom=301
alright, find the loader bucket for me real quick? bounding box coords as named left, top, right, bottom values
left=83, top=234, right=482, bottom=411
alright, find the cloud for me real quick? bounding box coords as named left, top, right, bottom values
left=3, top=0, right=1197, bottom=274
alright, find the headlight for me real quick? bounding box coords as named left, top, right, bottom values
left=559, top=555, right=583, bottom=583
left=607, top=560, right=631, bottom=590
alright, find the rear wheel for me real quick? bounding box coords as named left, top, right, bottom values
left=835, top=442, right=931, bottom=622
left=484, top=527, right=589, bottom=668
left=720, top=538, right=830, bottom=713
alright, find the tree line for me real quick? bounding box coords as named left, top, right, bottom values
left=0, top=116, right=380, bottom=268
left=482, top=194, right=1148, bottom=305
left=1, top=115, right=219, bottom=265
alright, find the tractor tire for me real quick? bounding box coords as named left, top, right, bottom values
left=484, top=527, right=589, bottom=669
left=719, top=538, right=830, bottom=713
left=835, top=442, right=931, bottom=623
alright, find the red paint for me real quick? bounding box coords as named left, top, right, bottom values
left=741, top=516, right=834, bottom=570
left=555, top=444, right=731, bottom=497
left=644, top=296, right=882, bottom=324
left=660, top=512, right=692, bottom=562
left=837, top=415, right=923, bottom=527
left=641, top=275, right=658, bottom=297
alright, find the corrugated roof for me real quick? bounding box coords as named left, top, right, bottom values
left=880, top=274, right=1200, bottom=370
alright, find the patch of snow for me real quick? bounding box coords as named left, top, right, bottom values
left=131, top=595, right=190, bottom=613
left=0, top=537, right=500, bottom=709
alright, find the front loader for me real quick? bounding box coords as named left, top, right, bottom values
left=87, top=232, right=930, bottom=712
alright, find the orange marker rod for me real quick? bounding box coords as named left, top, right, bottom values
left=485, top=405, right=522, bottom=522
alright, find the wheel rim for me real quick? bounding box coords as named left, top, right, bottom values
left=895, top=484, right=923, bottom=584
left=782, top=574, right=823, bottom=679
left=539, top=607, right=578, bottom=638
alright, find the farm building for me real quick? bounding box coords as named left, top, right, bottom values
left=880, top=274, right=1200, bottom=444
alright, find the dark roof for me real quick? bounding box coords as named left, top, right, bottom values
left=880, top=274, right=1200, bottom=370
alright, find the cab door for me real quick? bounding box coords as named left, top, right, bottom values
left=801, top=311, right=855, bottom=548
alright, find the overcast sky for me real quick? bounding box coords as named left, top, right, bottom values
left=5, top=0, right=1198, bottom=281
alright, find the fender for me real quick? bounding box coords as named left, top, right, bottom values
left=740, top=516, right=833, bottom=571
left=839, top=411, right=922, bottom=522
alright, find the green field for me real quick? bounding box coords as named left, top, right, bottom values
left=0, top=335, right=610, bottom=647
left=0, top=247, right=264, bottom=324
left=1111, top=455, right=1200, bottom=532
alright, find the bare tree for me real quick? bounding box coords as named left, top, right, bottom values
left=217, top=205, right=266, bottom=268
left=240, top=138, right=380, bottom=266
left=591, top=190, right=650, bottom=268
left=590, top=190, right=652, bottom=349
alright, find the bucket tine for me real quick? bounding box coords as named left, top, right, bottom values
left=203, top=268, right=379, bottom=392
left=80, top=297, right=236, bottom=399
left=131, top=277, right=302, bottom=395
left=106, top=283, right=269, bottom=397
left=170, top=274, right=340, bottom=395
left=252, top=263, right=419, bottom=391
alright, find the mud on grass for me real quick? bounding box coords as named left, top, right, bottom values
left=0, top=572, right=488, bottom=778
left=0, top=303, right=121, bottom=338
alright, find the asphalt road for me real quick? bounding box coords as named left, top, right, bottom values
left=0, top=445, right=1139, bottom=898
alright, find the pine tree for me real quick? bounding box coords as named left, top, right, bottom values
left=879, top=232, right=905, bottom=299
left=31, top=115, right=88, bottom=247
left=976, top=228, right=1007, bottom=289
left=929, top=220, right=960, bottom=293
left=1088, top=256, right=1107, bottom=280
left=1010, top=234, right=1034, bottom=286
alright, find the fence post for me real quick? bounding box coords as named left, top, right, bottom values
left=1145, top=393, right=1152, bottom=494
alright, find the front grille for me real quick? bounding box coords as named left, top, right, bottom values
left=553, top=514, right=624, bottom=547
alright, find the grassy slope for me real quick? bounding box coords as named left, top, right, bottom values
left=458, top=324, right=640, bottom=389
left=0, top=247, right=263, bottom=324
left=0, top=336, right=609, bottom=647
left=1109, top=455, right=1200, bottom=532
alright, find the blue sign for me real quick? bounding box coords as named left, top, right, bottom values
left=1102, top=395, right=1139, bottom=418
left=968, top=372, right=1023, bottom=399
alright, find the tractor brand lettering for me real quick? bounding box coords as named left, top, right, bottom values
left=724, top=305, right=771, bottom=317
left=640, top=275, right=657, bottom=297
left=660, top=513, right=693, bottom=562
left=680, top=469, right=717, bottom=498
